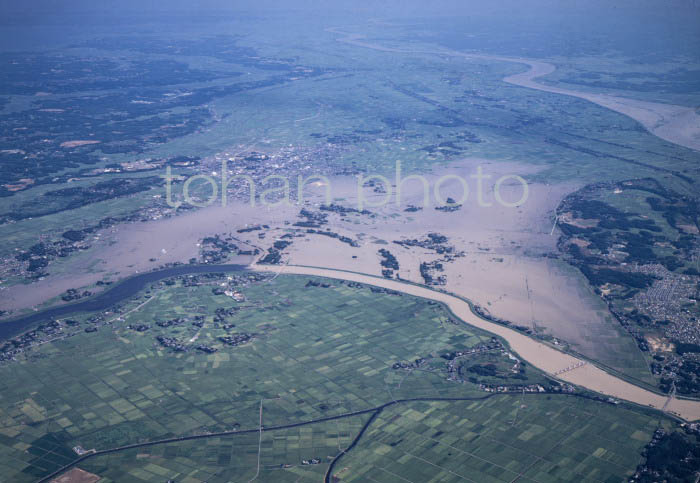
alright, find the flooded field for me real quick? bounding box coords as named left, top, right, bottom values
left=257, top=264, right=700, bottom=421
left=0, top=157, right=651, bottom=382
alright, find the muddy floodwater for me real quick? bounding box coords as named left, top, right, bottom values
left=6, top=260, right=699, bottom=420
left=257, top=264, right=700, bottom=422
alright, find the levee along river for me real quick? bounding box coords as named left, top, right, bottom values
left=4, top=261, right=699, bottom=421
left=257, top=264, right=700, bottom=422
left=0, top=264, right=248, bottom=341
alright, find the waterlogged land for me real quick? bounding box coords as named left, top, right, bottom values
left=3, top=259, right=694, bottom=420
left=0, top=273, right=664, bottom=482
left=0, top=158, right=656, bottom=391
left=1, top=14, right=700, bottom=482
left=257, top=264, right=700, bottom=421
left=330, top=28, right=700, bottom=152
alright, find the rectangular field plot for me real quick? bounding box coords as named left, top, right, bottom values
left=0, top=274, right=657, bottom=481
left=334, top=395, right=657, bottom=483
left=79, top=416, right=370, bottom=483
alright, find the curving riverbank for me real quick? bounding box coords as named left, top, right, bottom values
left=4, top=259, right=698, bottom=419
left=0, top=264, right=248, bottom=341
left=498, top=57, right=700, bottom=152
left=255, top=263, right=700, bottom=421
left=329, top=28, right=700, bottom=152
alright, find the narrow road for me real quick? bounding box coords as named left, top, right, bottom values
left=38, top=394, right=498, bottom=483
left=246, top=399, right=264, bottom=483
left=38, top=392, right=608, bottom=483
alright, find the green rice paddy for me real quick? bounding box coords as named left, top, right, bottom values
left=0, top=274, right=663, bottom=482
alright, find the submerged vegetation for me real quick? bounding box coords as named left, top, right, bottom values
left=0, top=274, right=670, bottom=481
left=1, top=3, right=700, bottom=481
left=558, top=178, right=700, bottom=394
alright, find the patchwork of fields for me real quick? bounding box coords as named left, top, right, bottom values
left=0, top=274, right=663, bottom=482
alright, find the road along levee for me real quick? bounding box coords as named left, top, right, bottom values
left=255, top=263, right=700, bottom=421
